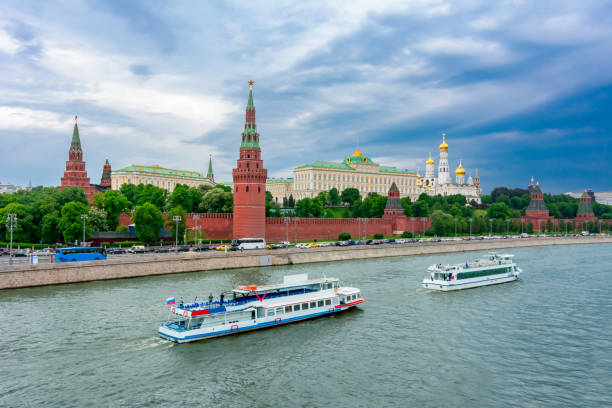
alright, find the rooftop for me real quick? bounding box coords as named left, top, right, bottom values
left=113, top=164, right=208, bottom=179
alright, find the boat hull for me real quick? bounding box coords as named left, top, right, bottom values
left=158, top=302, right=361, bottom=343
left=422, top=274, right=519, bottom=291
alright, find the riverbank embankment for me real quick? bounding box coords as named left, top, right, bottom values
left=1, top=236, right=610, bottom=290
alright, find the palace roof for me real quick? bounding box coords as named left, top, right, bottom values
left=114, top=164, right=208, bottom=179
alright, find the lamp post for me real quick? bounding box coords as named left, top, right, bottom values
left=565, top=221, right=568, bottom=235
left=454, top=218, right=458, bottom=237
left=284, top=217, right=290, bottom=248
left=173, top=216, right=181, bottom=253
left=358, top=218, right=361, bottom=241
left=521, top=219, right=525, bottom=234
left=293, top=217, right=298, bottom=246
left=6, top=213, right=17, bottom=265
left=506, top=219, right=510, bottom=235
left=193, top=215, right=199, bottom=244
left=80, top=214, right=88, bottom=245
left=469, top=218, right=472, bottom=237
left=489, top=219, right=493, bottom=236
left=364, top=218, right=368, bottom=241
left=599, top=220, right=602, bottom=234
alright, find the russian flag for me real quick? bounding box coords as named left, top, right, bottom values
left=166, top=297, right=176, bottom=305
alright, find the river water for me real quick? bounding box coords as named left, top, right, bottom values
left=1, top=243, right=611, bottom=407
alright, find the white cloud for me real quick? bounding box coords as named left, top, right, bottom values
left=0, top=27, right=22, bottom=55
left=416, top=36, right=513, bottom=64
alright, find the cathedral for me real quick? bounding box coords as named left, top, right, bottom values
left=419, top=133, right=482, bottom=204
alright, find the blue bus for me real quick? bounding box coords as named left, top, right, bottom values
left=55, top=247, right=107, bottom=263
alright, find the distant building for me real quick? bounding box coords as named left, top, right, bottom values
left=0, top=182, right=30, bottom=194
left=111, top=164, right=215, bottom=193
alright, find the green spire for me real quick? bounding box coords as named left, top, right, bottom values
left=207, top=155, right=214, bottom=180
left=240, top=80, right=260, bottom=149
left=70, top=115, right=82, bottom=153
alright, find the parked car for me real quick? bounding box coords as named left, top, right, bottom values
left=128, top=245, right=146, bottom=254
left=295, top=243, right=310, bottom=249
left=215, top=244, right=230, bottom=251
left=155, top=246, right=172, bottom=253
left=176, top=246, right=190, bottom=252
left=14, top=249, right=28, bottom=257
left=107, top=247, right=126, bottom=254
left=191, top=244, right=210, bottom=252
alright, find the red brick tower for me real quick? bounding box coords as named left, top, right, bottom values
left=99, top=157, right=112, bottom=188
left=575, top=191, right=597, bottom=222
left=60, top=115, right=96, bottom=201
left=383, top=182, right=403, bottom=217
left=232, top=81, right=267, bottom=239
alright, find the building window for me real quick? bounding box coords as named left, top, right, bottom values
left=246, top=186, right=249, bottom=192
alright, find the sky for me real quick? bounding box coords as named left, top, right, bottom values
left=0, top=0, right=611, bottom=194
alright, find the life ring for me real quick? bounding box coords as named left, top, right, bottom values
left=171, top=307, right=176, bottom=314
left=182, top=311, right=188, bottom=317
left=334, top=287, right=338, bottom=293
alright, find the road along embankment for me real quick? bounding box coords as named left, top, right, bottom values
left=1, top=237, right=611, bottom=290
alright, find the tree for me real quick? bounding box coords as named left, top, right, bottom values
left=133, top=203, right=164, bottom=244
left=58, top=201, right=90, bottom=244
left=41, top=211, right=61, bottom=244
left=169, top=184, right=194, bottom=212
left=94, top=190, right=130, bottom=230
left=431, top=210, right=454, bottom=236
left=287, top=194, right=295, bottom=208
left=316, top=191, right=329, bottom=206
left=339, top=232, right=351, bottom=240
left=199, top=188, right=233, bottom=213
left=328, top=188, right=340, bottom=205
left=88, top=207, right=109, bottom=232
left=412, top=200, right=429, bottom=217
left=401, top=230, right=413, bottom=238
left=215, top=183, right=232, bottom=192
left=526, top=222, right=534, bottom=234
left=165, top=206, right=187, bottom=241
left=56, top=187, right=88, bottom=207
left=487, top=202, right=511, bottom=220
left=341, top=188, right=360, bottom=206
left=0, top=203, right=35, bottom=243
left=295, top=198, right=323, bottom=217
left=373, top=233, right=384, bottom=239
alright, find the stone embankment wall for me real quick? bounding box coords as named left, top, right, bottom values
left=1, top=237, right=611, bottom=290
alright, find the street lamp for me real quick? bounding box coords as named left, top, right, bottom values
left=599, top=220, right=603, bottom=234
left=293, top=217, right=298, bottom=246
left=521, top=219, right=525, bottom=234
left=506, top=219, right=510, bottom=235
left=468, top=218, right=472, bottom=237
left=173, top=215, right=182, bottom=252
left=193, top=215, right=199, bottom=244
left=284, top=217, right=290, bottom=248
left=364, top=218, right=368, bottom=240
left=489, top=219, right=493, bottom=236
left=454, top=218, right=458, bottom=237
left=80, top=214, right=88, bottom=245
left=6, top=213, right=17, bottom=265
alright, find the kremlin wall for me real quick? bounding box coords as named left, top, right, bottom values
left=59, top=84, right=605, bottom=244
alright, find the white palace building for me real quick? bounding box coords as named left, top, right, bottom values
left=267, top=134, right=482, bottom=204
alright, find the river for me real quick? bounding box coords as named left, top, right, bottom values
left=1, top=243, right=610, bottom=407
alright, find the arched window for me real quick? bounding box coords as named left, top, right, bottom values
left=258, top=186, right=261, bottom=192
left=247, top=162, right=250, bottom=169
left=246, top=186, right=249, bottom=192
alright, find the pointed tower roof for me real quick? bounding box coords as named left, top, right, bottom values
left=70, top=115, right=82, bottom=153
left=207, top=154, right=214, bottom=180
left=389, top=182, right=399, bottom=192
left=426, top=152, right=434, bottom=165
left=241, top=80, right=260, bottom=149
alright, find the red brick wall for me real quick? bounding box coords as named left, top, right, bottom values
left=186, top=213, right=233, bottom=239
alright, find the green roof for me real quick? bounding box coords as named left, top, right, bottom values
left=70, top=122, right=82, bottom=153
left=296, top=161, right=354, bottom=170
left=114, top=165, right=209, bottom=179
left=266, top=178, right=294, bottom=184
left=344, top=155, right=374, bottom=164
left=379, top=166, right=415, bottom=175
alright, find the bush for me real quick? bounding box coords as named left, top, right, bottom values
left=117, top=225, right=129, bottom=232
left=373, top=233, right=384, bottom=239
left=401, top=230, right=413, bottom=238
left=99, top=242, right=110, bottom=247
left=111, top=241, right=144, bottom=247
left=338, top=232, right=351, bottom=241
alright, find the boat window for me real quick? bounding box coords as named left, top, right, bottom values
left=318, top=300, right=324, bottom=307
left=310, top=302, right=316, bottom=308
left=276, top=308, right=284, bottom=315
left=302, top=303, right=309, bottom=310
left=267, top=309, right=275, bottom=316
left=285, top=306, right=292, bottom=313
left=293, top=304, right=301, bottom=312
left=325, top=299, right=331, bottom=306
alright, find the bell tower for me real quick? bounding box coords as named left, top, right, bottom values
left=232, top=81, right=268, bottom=239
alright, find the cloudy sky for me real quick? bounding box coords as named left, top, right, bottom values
left=1, top=0, right=611, bottom=193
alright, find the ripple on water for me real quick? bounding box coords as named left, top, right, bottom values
left=0, top=243, right=611, bottom=407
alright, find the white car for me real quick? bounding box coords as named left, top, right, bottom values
left=295, top=243, right=310, bottom=249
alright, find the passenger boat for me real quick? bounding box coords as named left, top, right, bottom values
left=422, top=252, right=522, bottom=291
left=158, top=274, right=364, bottom=343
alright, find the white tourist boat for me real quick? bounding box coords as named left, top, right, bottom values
left=158, top=274, right=364, bottom=343
left=422, top=252, right=522, bottom=291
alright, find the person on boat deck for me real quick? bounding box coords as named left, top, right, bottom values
left=208, top=293, right=213, bottom=303
left=220, top=293, right=224, bottom=304
left=179, top=297, right=184, bottom=306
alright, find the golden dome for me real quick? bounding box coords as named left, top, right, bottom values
left=351, top=147, right=364, bottom=157
left=439, top=133, right=448, bottom=151
left=455, top=161, right=466, bottom=175
left=426, top=152, right=434, bottom=165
